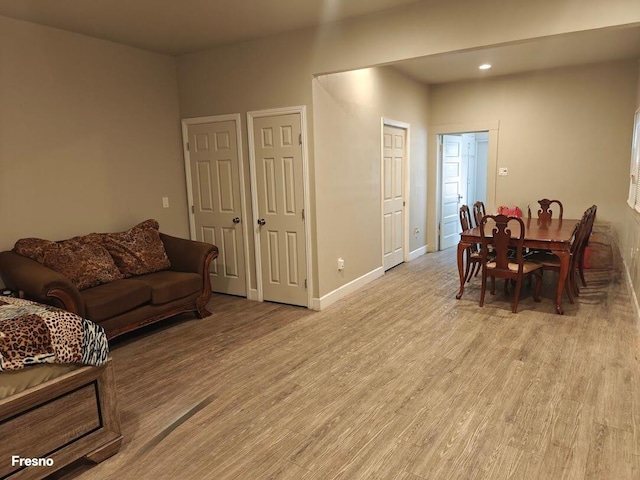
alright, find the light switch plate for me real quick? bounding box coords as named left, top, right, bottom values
left=162, top=196, right=169, bottom=208
left=498, top=167, right=508, bottom=176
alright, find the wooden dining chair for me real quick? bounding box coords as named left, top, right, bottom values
left=471, top=200, right=500, bottom=260
left=576, top=204, right=597, bottom=290
left=523, top=212, right=589, bottom=304
left=472, top=201, right=486, bottom=227
left=537, top=198, right=564, bottom=223
left=459, top=205, right=482, bottom=282
left=479, top=214, right=543, bottom=313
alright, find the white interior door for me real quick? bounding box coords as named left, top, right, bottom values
left=383, top=125, right=405, bottom=270
left=251, top=113, right=307, bottom=307
left=440, top=134, right=463, bottom=250
left=475, top=133, right=489, bottom=205
left=462, top=133, right=476, bottom=205
left=186, top=119, right=247, bottom=296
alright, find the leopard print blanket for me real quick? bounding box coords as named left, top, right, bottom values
left=0, top=297, right=109, bottom=371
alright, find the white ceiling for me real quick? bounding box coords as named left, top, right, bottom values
left=391, top=26, right=640, bottom=84
left=0, top=0, right=424, bottom=55
left=0, top=1, right=638, bottom=84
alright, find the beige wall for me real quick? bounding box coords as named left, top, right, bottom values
left=428, top=60, right=639, bottom=250
left=176, top=0, right=639, bottom=302
left=313, top=67, right=429, bottom=297
left=177, top=30, right=315, bottom=116
left=0, top=16, right=187, bottom=253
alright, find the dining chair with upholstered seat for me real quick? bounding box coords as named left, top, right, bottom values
left=479, top=214, right=543, bottom=313
left=459, top=205, right=482, bottom=282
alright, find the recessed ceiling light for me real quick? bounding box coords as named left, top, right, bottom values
left=479, top=64, right=492, bottom=70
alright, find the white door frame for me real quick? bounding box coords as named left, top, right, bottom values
left=181, top=113, right=251, bottom=296
left=431, top=120, right=499, bottom=251
left=247, top=106, right=313, bottom=308
left=381, top=118, right=411, bottom=267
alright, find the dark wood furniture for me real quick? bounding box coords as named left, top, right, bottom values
left=0, top=359, right=121, bottom=479
left=524, top=205, right=597, bottom=302
left=459, top=205, right=482, bottom=282
left=478, top=215, right=543, bottom=313
left=576, top=205, right=597, bottom=289
left=457, top=216, right=580, bottom=314
left=533, top=198, right=564, bottom=223
left=472, top=201, right=486, bottom=227
left=524, top=219, right=582, bottom=304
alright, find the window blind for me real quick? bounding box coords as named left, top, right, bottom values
left=629, top=110, right=640, bottom=211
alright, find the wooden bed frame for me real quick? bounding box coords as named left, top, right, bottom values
left=0, top=358, right=122, bottom=479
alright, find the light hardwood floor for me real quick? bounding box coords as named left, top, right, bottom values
left=55, top=246, right=640, bottom=479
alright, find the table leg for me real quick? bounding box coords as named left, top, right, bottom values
left=552, top=249, right=570, bottom=315
left=456, top=242, right=471, bottom=299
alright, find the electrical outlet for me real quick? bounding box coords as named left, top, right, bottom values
left=162, top=197, right=169, bottom=208
left=337, top=258, right=345, bottom=271
left=414, top=228, right=420, bottom=238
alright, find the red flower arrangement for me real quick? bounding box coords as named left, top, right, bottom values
left=497, top=205, right=523, bottom=217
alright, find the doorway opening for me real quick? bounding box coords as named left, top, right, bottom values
left=438, top=131, right=489, bottom=251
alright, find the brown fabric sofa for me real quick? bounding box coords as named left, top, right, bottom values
left=0, top=221, right=218, bottom=340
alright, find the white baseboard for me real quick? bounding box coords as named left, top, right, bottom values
left=310, top=297, right=322, bottom=311
left=312, top=267, right=384, bottom=311
left=247, top=289, right=259, bottom=301
left=408, top=245, right=428, bottom=261
left=622, top=258, right=640, bottom=329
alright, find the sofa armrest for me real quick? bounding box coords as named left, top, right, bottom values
left=0, top=251, right=85, bottom=316
left=159, top=233, right=218, bottom=277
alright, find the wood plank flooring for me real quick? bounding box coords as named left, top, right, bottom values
left=54, top=247, right=640, bottom=479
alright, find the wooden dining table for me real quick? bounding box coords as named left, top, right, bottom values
left=455, top=217, right=580, bottom=314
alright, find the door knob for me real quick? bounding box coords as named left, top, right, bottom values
left=257, top=218, right=266, bottom=226
left=233, top=217, right=240, bottom=224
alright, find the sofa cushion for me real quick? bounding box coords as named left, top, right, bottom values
left=134, top=271, right=202, bottom=305
left=14, top=237, right=123, bottom=290
left=13, top=237, right=53, bottom=263
left=81, top=279, right=151, bottom=322
left=101, top=219, right=171, bottom=278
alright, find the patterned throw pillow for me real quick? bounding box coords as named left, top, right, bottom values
left=14, top=237, right=124, bottom=290
left=14, top=237, right=55, bottom=263
left=100, top=219, right=170, bottom=277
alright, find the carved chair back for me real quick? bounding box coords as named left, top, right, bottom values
left=537, top=198, right=564, bottom=223
left=479, top=214, right=525, bottom=273
left=472, top=201, right=486, bottom=228
left=459, top=205, right=473, bottom=231
left=576, top=205, right=597, bottom=258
